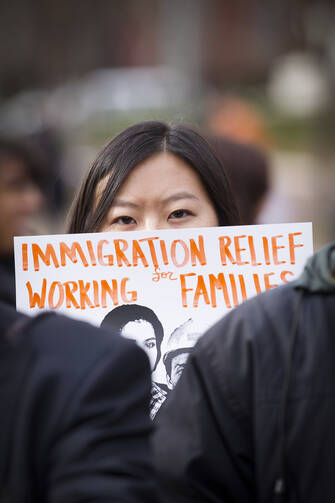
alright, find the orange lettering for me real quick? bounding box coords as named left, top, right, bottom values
left=26, top=279, right=47, bottom=308
left=280, top=270, right=294, bottom=283
left=86, top=240, right=97, bottom=266
left=93, top=280, right=100, bottom=307
left=114, top=239, right=130, bottom=267
left=262, top=237, right=270, bottom=265
left=264, top=272, right=278, bottom=291
left=78, top=280, right=94, bottom=309
left=180, top=273, right=196, bottom=307
left=229, top=274, right=239, bottom=307
left=219, top=236, right=236, bottom=265
left=22, top=243, right=28, bottom=271
left=234, top=235, right=249, bottom=265
left=209, top=273, right=231, bottom=308
left=248, top=236, right=262, bottom=266
left=132, top=241, right=149, bottom=267
left=193, top=275, right=210, bottom=307
left=64, top=281, right=80, bottom=309
left=159, top=240, right=169, bottom=265
left=32, top=243, right=59, bottom=271
left=253, top=273, right=262, bottom=294
left=190, top=235, right=206, bottom=266
left=97, top=240, right=113, bottom=266
left=171, top=240, right=189, bottom=267
left=48, top=281, right=64, bottom=309
left=139, top=237, right=159, bottom=267
left=59, top=241, right=88, bottom=267
left=271, top=235, right=286, bottom=265
left=289, top=232, right=303, bottom=265
left=101, top=279, right=119, bottom=308
left=121, top=277, right=137, bottom=303
left=238, top=274, right=247, bottom=302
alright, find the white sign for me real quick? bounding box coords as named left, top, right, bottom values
left=15, top=222, right=313, bottom=417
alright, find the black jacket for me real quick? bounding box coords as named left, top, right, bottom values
left=154, top=242, right=335, bottom=502
left=0, top=304, right=157, bottom=502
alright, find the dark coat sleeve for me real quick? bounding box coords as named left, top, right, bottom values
left=7, top=313, right=158, bottom=503
left=48, top=340, right=157, bottom=502
left=153, top=302, right=259, bottom=503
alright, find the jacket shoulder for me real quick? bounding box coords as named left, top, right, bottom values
left=20, top=311, right=151, bottom=430
left=3, top=310, right=155, bottom=502
left=200, top=282, right=297, bottom=352
left=190, top=283, right=299, bottom=418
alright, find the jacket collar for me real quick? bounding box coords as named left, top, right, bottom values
left=294, top=241, right=335, bottom=293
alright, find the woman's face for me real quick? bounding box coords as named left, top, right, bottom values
left=121, top=319, right=157, bottom=370
left=97, top=152, right=218, bottom=232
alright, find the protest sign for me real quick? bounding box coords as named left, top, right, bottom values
left=15, top=222, right=313, bottom=418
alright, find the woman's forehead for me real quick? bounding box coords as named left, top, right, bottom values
left=122, top=319, right=156, bottom=339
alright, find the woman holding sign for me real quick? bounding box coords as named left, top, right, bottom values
left=67, top=120, right=239, bottom=418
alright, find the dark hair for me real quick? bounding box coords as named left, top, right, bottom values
left=101, top=304, right=164, bottom=370
left=207, top=135, right=270, bottom=225
left=67, top=120, right=239, bottom=233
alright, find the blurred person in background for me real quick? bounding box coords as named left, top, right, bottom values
left=207, top=134, right=270, bottom=224
left=0, top=138, right=45, bottom=306
left=25, top=127, right=68, bottom=224
left=205, top=95, right=270, bottom=151
left=0, top=299, right=157, bottom=502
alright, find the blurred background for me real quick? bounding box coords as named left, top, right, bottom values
left=1, top=0, right=334, bottom=250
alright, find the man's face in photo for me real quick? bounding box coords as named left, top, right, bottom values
left=167, top=351, right=190, bottom=389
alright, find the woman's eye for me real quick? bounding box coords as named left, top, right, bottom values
left=145, top=339, right=156, bottom=349
left=113, top=216, right=136, bottom=225
left=168, top=209, right=191, bottom=220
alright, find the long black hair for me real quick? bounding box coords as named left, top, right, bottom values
left=67, top=120, right=239, bottom=233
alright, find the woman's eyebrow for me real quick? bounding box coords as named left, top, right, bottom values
left=111, top=199, right=141, bottom=209
left=111, top=192, right=199, bottom=208
left=162, top=192, right=199, bottom=205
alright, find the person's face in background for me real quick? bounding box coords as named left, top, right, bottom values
left=0, top=156, right=43, bottom=255
left=167, top=352, right=189, bottom=389
left=121, top=319, right=157, bottom=371
left=97, top=152, right=219, bottom=232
